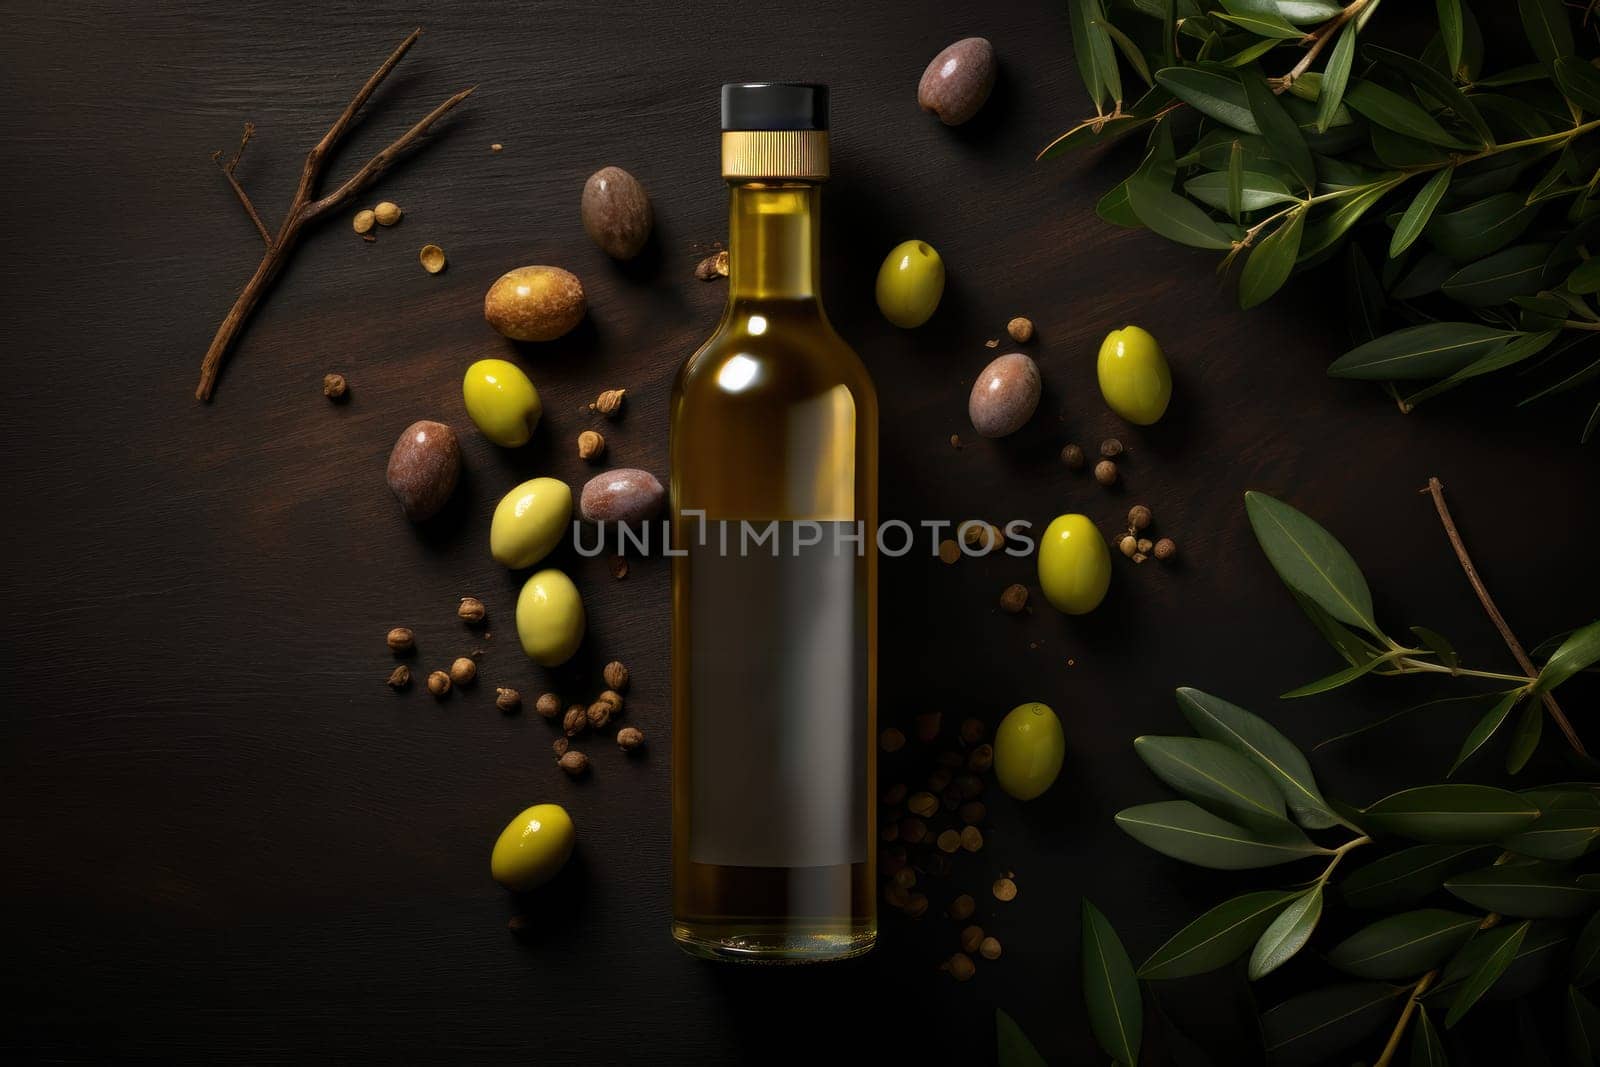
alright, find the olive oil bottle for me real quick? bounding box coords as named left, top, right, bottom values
left=669, top=84, right=878, bottom=962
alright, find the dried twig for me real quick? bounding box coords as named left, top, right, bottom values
left=196, top=29, right=472, bottom=401
left=1422, top=477, right=1585, bottom=758
left=212, top=122, right=272, bottom=245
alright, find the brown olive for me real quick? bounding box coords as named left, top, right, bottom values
left=581, top=166, right=653, bottom=260
left=386, top=420, right=460, bottom=521
left=918, top=37, right=996, bottom=126
left=580, top=468, right=665, bottom=525
left=968, top=353, right=1041, bottom=438
left=484, top=266, right=587, bottom=342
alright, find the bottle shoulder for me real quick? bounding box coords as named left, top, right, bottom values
left=675, top=302, right=876, bottom=412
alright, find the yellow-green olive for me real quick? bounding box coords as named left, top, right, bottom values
left=516, top=568, right=585, bottom=666
left=463, top=359, right=541, bottom=447
left=1097, top=325, right=1172, bottom=425
left=1037, top=513, right=1111, bottom=615
left=491, top=478, right=572, bottom=569
left=994, top=702, right=1065, bottom=801
left=490, top=803, right=575, bottom=891
left=875, top=240, right=945, bottom=328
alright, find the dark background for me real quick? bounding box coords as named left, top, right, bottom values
left=3, top=1, right=1596, bottom=1063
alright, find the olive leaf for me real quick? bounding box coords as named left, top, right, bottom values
left=1518, top=0, right=1575, bottom=67
left=1328, top=323, right=1520, bottom=381
left=1317, top=23, right=1357, bottom=133
left=1411, top=1004, right=1448, bottom=1067
left=1069, top=0, right=1113, bottom=113
left=1239, top=208, right=1305, bottom=308
left=1505, top=704, right=1544, bottom=774
left=1402, top=330, right=1560, bottom=408
left=1280, top=653, right=1391, bottom=699
left=1361, top=784, right=1541, bottom=844
left=1436, top=0, right=1463, bottom=80
left=1501, top=808, right=1600, bottom=861
left=1344, top=80, right=1475, bottom=149
left=1556, top=56, right=1600, bottom=113
left=1261, top=983, right=1403, bottom=1062
left=1326, top=909, right=1482, bottom=980
left=1128, top=150, right=1239, bottom=250
left=1081, top=899, right=1142, bottom=1067
left=1244, top=490, right=1382, bottom=638
left=1183, top=169, right=1299, bottom=212
left=1139, top=889, right=1300, bottom=978
left=1410, top=626, right=1458, bottom=667
left=1572, top=910, right=1600, bottom=986
left=1445, top=865, right=1599, bottom=918
left=1217, top=0, right=1303, bottom=39
left=1448, top=691, right=1522, bottom=776
left=1241, top=67, right=1314, bottom=192
left=996, top=1009, right=1048, bottom=1067
left=1115, top=800, right=1332, bottom=869
left=1248, top=886, right=1323, bottom=979
left=1390, top=167, right=1453, bottom=257
left=1532, top=619, right=1600, bottom=695
left=1568, top=986, right=1600, bottom=1065
left=1366, top=45, right=1492, bottom=148
left=1156, top=66, right=1259, bottom=132
left=1342, top=844, right=1488, bottom=909
left=1445, top=921, right=1529, bottom=1027
left=1133, top=735, right=1289, bottom=829
left=1442, top=244, right=1553, bottom=307
left=1425, top=192, right=1540, bottom=261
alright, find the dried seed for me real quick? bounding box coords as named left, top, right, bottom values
left=938, top=539, right=960, bottom=564
left=884, top=883, right=910, bottom=909
left=956, top=773, right=983, bottom=800
left=458, top=596, right=486, bottom=624
left=959, top=718, right=986, bottom=745
left=1155, top=537, right=1177, bottom=562
left=948, top=894, right=976, bottom=921
left=999, top=584, right=1028, bottom=614
left=608, top=555, right=629, bottom=580
left=882, top=783, right=908, bottom=805
left=603, top=660, right=631, bottom=691
left=992, top=877, right=1017, bottom=902
left=928, top=767, right=953, bottom=792
left=905, top=893, right=930, bottom=919
left=374, top=201, right=402, bottom=226
left=1128, top=504, right=1152, bottom=531
left=908, top=791, right=939, bottom=818
left=586, top=701, right=612, bottom=729
left=617, top=726, right=645, bottom=751
left=322, top=372, right=348, bottom=400
left=386, top=627, right=415, bottom=654
left=597, top=690, right=624, bottom=715
left=1006, top=316, right=1034, bottom=343
left=936, top=829, right=961, bottom=853
left=960, top=925, right=984, bottom=953
left=947, top=953, right=976, bottom=981
left=960, top=826, right=983, bottom=852
left=534, top=692, right=561, bottom=719
left=563, top=705, right=588, bottom=736
left=552, top=737, right=569, bottom=757
left=979, top=936, right=1002, bottom=960
left=352, top=209, right=376, bottom=234
left=968, top=744, right=994, bottom=773
left=490, top=143, right=504, bottom=152
left=449, top=657, right=477, bottom=686
left=899, top=818, right=927, bottom=844
left=893, top=867, right=917, bottom=890
left=1094, top=459, right=1118, bottom=486
left=558, top=750, right=590, bottom=777
left=694, top=249, right=730, bottom=280
left=1120, top=535, right=1138, bottom=558
left=593, top=388, right=626, bottom=417
left=386, top=664, right=411, bottom=690
left=419, top=244, right=446, bottom=274
left=881, top=728, right=906, bottom=753
left=1060, top=443, right=1085, bottom=469
left=959, top=801, right=986, bottom=825
left=495, top=687, right=522, bottom=713
left=916, top=712, right=942, bottom=743
left=427, top=670, right=451, bottom=698
left=1099, top=438, right=1124, bottom=458
left=950, top=433, right=963, bottom=449
left=578, top=429, right=606, bottom=460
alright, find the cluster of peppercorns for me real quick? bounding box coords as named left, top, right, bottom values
left=542, top=659, right=644, bottom=778
left=384, top=596, right=495, bottom=697
left=879, top=714, right=1016, bottom=981
left=1117, top=504, right=1177, bottom=565
left=1059, top=437, right=1127, bottom=487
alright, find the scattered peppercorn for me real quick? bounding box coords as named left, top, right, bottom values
left=563, top=705, right=588, bottom=736
left=352, top=209, right=376, bottom=234
left=427, top=670, right=451, bottom=698
left=950, top=433, right=963, bottom=449
left=322, top=372, right=348, bottom=400
left=960, top=925, right=985, bottom=953
left=968, top=744, right=994, bottom=773
left=993, top=877, right=1017, bottom=902
left=1006, top=316, right=1034, bottom=343
left=535, top=692, right=561, bottom=719
left=938, top=539, right=960, bottom=564
left=900, top=818, right=928, bottom=844
left=1136, top=538, right=1153, bottom=554
left=893, top=867, right=917, bottom=890
left=596, top=690, right=624, bottom=715
left=1099, top=438, right=1124, bottom=458
left=558, top=750, right=590, bottom=777
left=373, top=200, right=402, bottom=226
left=999, top=583, right=1029, bottom=614
left=418, top=244, right=446, bottom=274
left=586, top=701, right=612, bottom=729
left=387, top=627, right=415, bottom=654
left=449, top=657, right=477, bottom=686
left=577, top=429, right=605, bottom=460
left=1061, top=443, right=1085, bottom=469
left=916, top=712, right=942, bottom=743
left=608, top=555, right=629, bottom=580
left=959, top=718, right=986, bottom=745
left=603, top=661, right=630, bottom=691
left=905, top=893, right=930, bottom=919
left=592, top=388, right=626, bottom=417
left=1155, top=537, right=1177, bottom=562
left=1119, top=534, right=1137, bottom=558
left=960, top=801, right=986, bottom=825
left=881, top=728, right=906, bottom=752
left=947, top=953, right=976, bottom=981
left=960, top=826, right=984, bottom=852
left=493, top=687, right=521, bottom=713
left=979, top=936, right=1002, bottom=960
left=386, top=665, right=411, bottom=690
left=1094, top=459, right=1119, bottom=486
left=694, top=250, right=730, bottom=280
left=937, top=829, right=961, bottom=853
left=949, top=894, right=976, bottom=921
left=458, top=596, right=486, bottom=624
left=617, top=726, right=645, bottom=751
left=882, top=782, right=908, bottom=805
left=1128, top=504, right=1152, bottom=530
left=552, top=737, right=569, bottom=757
left=908, top=792, right=939, bottom=818
left=956, top=773, right=983, bottom=799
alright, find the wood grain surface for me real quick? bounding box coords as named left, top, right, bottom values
left=2, top=2, right=1595, bottom=1063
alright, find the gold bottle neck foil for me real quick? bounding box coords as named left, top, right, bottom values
left=721, top=130, right=830, bottom=181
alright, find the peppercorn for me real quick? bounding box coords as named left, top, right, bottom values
left=427, top=670, right=451, bottom=698
left=507, top=914, right=529, bottom=936
left=880, top=822, right=899, bottom=843
left=617, top=726, right=644, bottom=751
left=959, top=718, right=986, bottom=745
left=979, top=936, right=1002, bottom=960
left=458, top=597, right=486, bottom=624
left=950, top=433, right=963, bottom=449
left=1099, top=438, right=1124, bottom=458
left=386, top=664, right=411, bottom=690
left=373, top=201, right=403, bottom=226
left=352, top=209, right=376, bottom=234
left=999, top=583, right=1029, bottom=614
left=1007, top=316, right=1035, bottom=343
left=1128, top=504, right=1152, bottom=531
left=956, top=772, right=984, bottom=799
left=960, top=826, right=984, bottom=852
left=1136, top=538, right=1153, bottom=554
left=1155, top=537, right=1177, bottom=562
left=586, top=701, right=612, bottom=729
left=603, top=660, right=630, bottom=691
left=495, top=687, right=521, bottom=713
left=1094, top=459, right=1119, bottom=486
left=881, top=845, right=908, bottom=877
left=960, top=925, right=985, bottom=953
left=900, top=818, right=928, bottom=844
left=577, top=430, right=605, bottom=461
left=558, top=750, right=590, bottom=777
left=592, top=388, right=626, bottom=417
left=563, top=705, right=588, bottom=736
left=938, top=750, right=966, bottom=769
left=937, top=829, right=961, bottom=853
left=449, top=657, right=477, bottom=686
left=597, top=690, right=624, bottom=715
left=893, top=867, right=917, bottom=890
left=949, top=894, right=976, bottom=921
left=905, top=893, right=930, bottom=919
left=938, top=539, right=960, bottom=564
left=960, top=801, right=986, bottom=825
left=534, top=692, right=561, bottom=719
left=947, top=953, right=976, bottom=981
left=882, top=783, right=908, bottom=805
left=916, top=712, right=942, bottom=743
left=609, top=556, right=629, bottom=580
left=928, top=767, right=953, bottom=792
left=884, top=883, right=910, bottom=909
left=1119, top=534, right=1138, bottom=558
left=908, top=791, right=939, bottom=818
left=968, top=744, right=994, bottom=773
left=322, top=372, right=348, bottom=400
left=552, top=737, right=569, bottom=757
left=881, top=728, right=906, bottom=752
left=386, top=627, right=415, bottom=654
left=993, top=877, right=1018, bottom=902
left=1061, top=443, right=1085, bottom=469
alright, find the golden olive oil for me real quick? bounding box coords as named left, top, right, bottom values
left=669, top=85, right=878, bottom=962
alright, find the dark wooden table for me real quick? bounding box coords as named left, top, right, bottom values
left=4, top=2, right=1596, bottom=1063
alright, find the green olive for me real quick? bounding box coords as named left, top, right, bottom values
left=875, top=240, right=945, bottom=328
left=516, top=568, right=585, bottom=666
left=491, top=477, right=572, bottom=569
left=1037, top=513, right=1111, bottom=615
left=994, top=702, right=1065, bottom=801
left=463, top=358, right=542, bottom=447
left=1097, top=325, right=1172, bottom=425
left=490, top=803, right=575, bottom=891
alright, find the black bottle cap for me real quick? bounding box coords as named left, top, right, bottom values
left=721, top=83, right=829, bottom=132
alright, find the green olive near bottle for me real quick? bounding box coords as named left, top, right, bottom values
left=994, top=702, right=1065, bottom=800
left=1097, top=325, right=1171, bottom=425
left=463, top=358, right=542, bottom=447
left=490, top=803, right=575, bottom=891
left=1037, top=513, right=1111, bottom=615
left=491, top=477, right=572, bottom=570
left=516, top=568, right=586, bottom=666
left=875, top=239, right=944, bottom=328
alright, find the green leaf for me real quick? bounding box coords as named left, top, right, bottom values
left=1427, top=191, right=1540, bottom=261
left=1372, top=125, right=1454, bottom=169
left=1361, top=784, right=1541, bottom=844
left=1533, top=620, right=1600, bottom=695
left=1176, top=687, right=1341, bottom=829
left=1342, top=845, right=1487, bottom=909
left=1327, top=909, right=1482, bottom=980
left=1249, top=887, right=1323, bottom=979
left=1139, top=889, right=1300, bottom=979
left=1223, top=36, right=1283, bottom=68
left=1570, top=257, right=1600, bottom=294
left=1217, top=0, right=1304, bottom=38
left=1087, top=4, right=1123, bottom=108
left=1390, top=171, right=1453, bottom=260
left=1299, top=176, right=1405, bottom=262
left=1410, top=1005, right=1448, bottom=1067
left=1318, top=22, right=1358, bottom=133
left=1344, top=80, right=1475, bottom=149
left=1506, top=703, right=1543, bottom=774
left=1569, top=986, right=1600, bottom=1066
left=1280, top=653, right=1390, bottom=698
left=1261, top=983, right=1403, bottom=1061
left=1572, top=910, right=1600, bottom=985
left=1401, top=330, right=1560, bottom=408
left=1134, top=735, right=1289, bottom=830
left=1448, top=692, right=1522, bottom=776
left=1069, top=0, right=1109, bottom=112
left=1239, top=207, right=1305, bottom=309
left=1446, top=865, right=1599, bottom=917
left=1097, top=182, right=1141, bottom=228
left=1366, top=45, right=1493, bottom=148
left=1242, top=67, right=1315, bottom=192
left=1296, top=592, right=1383, bottom=668
left=1127, top=163, right=1238, bottom=250
left=996, top=1010, right=1048, bottom=1067
left=1411, top=626, right=1459, bottom=667
left=1347, top=245, right=1386, bottom=344
left=1244, top=490, right=1381, bottom=637
left=1280, top=0, right=1342, bottom=21
left=1518, top=0, right=1576, bottom=67
left=1101, top=18, right=1153, bottom=88
left=1437, top=0, right=1463, bottom=81
left=1502, top=807, right=1600, bottom=861
left=1156, top=66, right=1259, bottom=132
left=1477, top=63, right=1551, bottom=88
left=1446, top=922, right=1529, bottom=1027
left=1115, top=800, right=1332, bottom=869
left=1183, top=169, right=1299, bottom=212
left=1329, top=323, right=1519, bottom=381
left=1522, top=353, right=1600, bottom=406
left=1226, top=140, right=1244, bottom=222
left=1442, top=244, right=1555, bottom=307
left=1081, top=899, right=1142, bottom=1067
left=1557, top=56, right=1600, bottom=113
left=1393, top=250, right=1457, bottom=299
left=1038, top=113, right=1155, bottom=159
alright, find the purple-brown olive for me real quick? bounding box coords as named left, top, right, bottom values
left=968, top=353, right=1041, bottom=438
left=918, top=37, right=997, bottom=126
left=386, top=420, right=460, bottom=521
left=581, top=166, right=653, bottom=260
left=580, top=468, right=665, bottom=525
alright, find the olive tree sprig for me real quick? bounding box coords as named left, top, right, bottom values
left=1044, top=0, right=1600, bottom=440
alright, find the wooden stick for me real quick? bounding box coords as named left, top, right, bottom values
left=212, top=123, right=272, bottom=245
left=196, top=29, right=472, bottom=401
